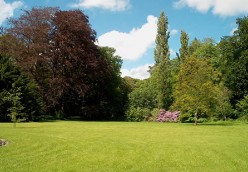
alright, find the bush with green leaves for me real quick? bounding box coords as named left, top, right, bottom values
left=179, top=112, right=195, bottom=123
left=126, top=107, right=151, bottom=122
left=128, top=79, right=157, bottom=110
left=2, top=87, right=25, bottom=127
left=236, top=95, right=248, bottom=121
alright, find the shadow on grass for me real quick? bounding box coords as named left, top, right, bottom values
left=198, top=122, right=234, bottom=126
left=198, top=121, right=248, bottom=126
left=36, top=120, right=60, bottom=122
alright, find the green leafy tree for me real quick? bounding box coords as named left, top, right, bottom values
left=0, top=55, right=42, bottom=122
left=173, top=56, right=220, bottom=125
left=236, top=95, right=248, bottom=121
left=154, top=12, right=170, bottom=65
left=179, top=30, right=189, bottom=63
left=128, top=79, right=157, bottom=110
left=3, top=88, right=25, bottom=127
left=88, top=46, right=129, bottom=120
left=152, top=11, right=172, bottom=109
left=123, top=76, right=140, bottom=92
left=193, top=38, right=219, bottom=68
left=126, top=78, right=157, bottom=121
left=188, top=38, right=201, bottom=56
left=126, top=107, right=150, bottom=122
left=218, top=16, right=248, bottom=106
left=215, top=85, right=233, bottom=121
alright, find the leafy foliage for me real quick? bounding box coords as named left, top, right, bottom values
left=126, top=107, right=151, bottom=122
left=214, top=85, right=233, bottom=121
left=1, top=8, right=128, bottom=120
left=179, top=30, right=189, bottom=62
left=0, top=55, right=42, bottom=122
left=128, top=79, right=157, bottom=110
left=83, top=47, right=129, bottom=120
left=172, top=56, right=221, bottom=125
left=236, top=95, right=248, bottom=121
left=218, top=16, right=248, bottom=106
left=2, top=88, right=25, bottom=127
left=0, top=8, right=247, bottom=123
left=126, top=78, right=157, bottom=121
left=188, top=38, right=201, bottom=56
left=152, top=11, right=172, bottom=109
left=154, top=12, right=170, bottom=65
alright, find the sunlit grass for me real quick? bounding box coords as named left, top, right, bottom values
left=0, top=121, right=247, bottom=171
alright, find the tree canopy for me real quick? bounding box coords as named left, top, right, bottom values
left=0, top=7, right=127, bottom=120
left=218, top=16, right=248, bottom=107
left=172, top=56, right=221, bottom=125
left=0, top=8, right=247, bottom=123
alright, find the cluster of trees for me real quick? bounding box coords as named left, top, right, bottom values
left=0, top=7, right=129, bottom=122
left=126, top=12, right=248, bottom=124
left=0, top=8, right=247, bottom=124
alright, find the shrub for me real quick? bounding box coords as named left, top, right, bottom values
left=126, top=107, right=151, bottom=122
left=179, top=112, right=195, bottom=123
left=198, top=118, right=208, bottom=123
left=156, top=109, right=180, bottom=122
left=236, top=95, right=248, bottom=121
left=147, top=108, right=160, bottom=121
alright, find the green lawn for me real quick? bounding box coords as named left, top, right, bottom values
left=0, top=121, right=247, bottom=172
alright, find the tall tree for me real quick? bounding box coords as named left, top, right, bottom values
left=152, top=11, right=172, bottom=109
left=218, top=16, right=248, bottom=106
left=188, top=38, right=201, bottom=56
left=154, top=12, right=170, bottom=65
left=179, top=30, right=189, bottom=63
left=188, top=38, right=219, bottom=68
left=2, top=8, right=114, bottom=119
left=90, top=46, right=129, bottom=120
left=215, top=84, right=233, bottom=121
left=193, top=38, right=218, bottom=65
left=172, top=56, right=220, bottom=125
left=44, top=9, right=107, bottom=115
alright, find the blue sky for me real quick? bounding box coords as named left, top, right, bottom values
left=1, top=0, right=248, bottom=79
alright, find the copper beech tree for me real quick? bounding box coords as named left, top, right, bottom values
left=2, top=7, right=114, bottom=118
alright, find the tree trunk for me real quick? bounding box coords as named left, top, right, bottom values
left=194, top=111, right=198, bottom=126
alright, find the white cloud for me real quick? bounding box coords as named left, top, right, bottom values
left=174, top=0, right=248, bottom=16
left=170, top=49, right=176, bottom=57
left=71, top=0, right=130, bottom=11
left=97, top=15, right=157, bottom=60
left=121, top=64, right=152, bottom=80
left=170, top=29, right=178, bottom=35
left=174, top=0, right=214, bottom=13
left=0, top=0, right=23, bottom=25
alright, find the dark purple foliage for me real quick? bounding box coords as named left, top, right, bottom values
left=156, top=109, right=180, bottom=122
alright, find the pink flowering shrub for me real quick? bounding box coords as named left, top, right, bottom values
left=156, top=109, right=180, bottom=122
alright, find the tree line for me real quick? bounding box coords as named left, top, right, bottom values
left=126, top=12, right=248, bottom=124
left=0, top=8, right=247, bottom=124
left=0, top=7, right=129, bottom=123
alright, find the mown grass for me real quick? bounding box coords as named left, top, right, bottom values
left=0, top=121, right=247, bottom=172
